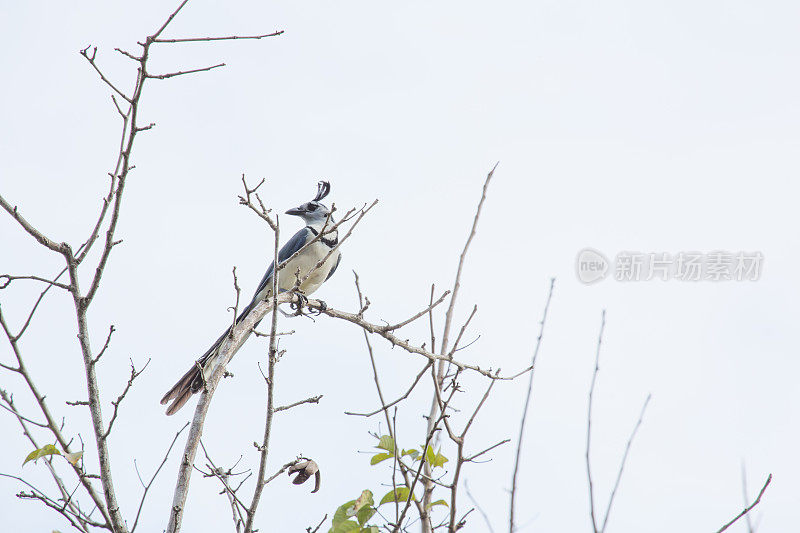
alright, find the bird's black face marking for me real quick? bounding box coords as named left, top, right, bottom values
left=307, top=203, right=318, bottom=212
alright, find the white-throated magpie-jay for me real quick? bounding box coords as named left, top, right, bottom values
left=161, top=181, right=341, bottom=415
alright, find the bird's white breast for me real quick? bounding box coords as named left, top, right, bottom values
left=277, top=239, right=340, bottom=296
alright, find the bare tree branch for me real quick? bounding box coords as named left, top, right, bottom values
left=0, top=389, right=95, bottom=530
left=153, top=31, right=284, bottom=43
left=196, top=440, right=251, bottom=533
left=102, top=358, right=151, bottom=440
left=131, top=422, right=190, bottom=533
left=352, top=273, right=430, bottom=527
left=586, top=310, right=605, bottom=533
left=423, top=163, right=497, bottom=524
left=381, top=290, right=451, bottom=332
left=448, top=304, right=477, bottom=356
left=509, top=277, right=555, bottom=532
left=317, top=302, right=520, bottom=380
left=344, top=361, right=432, bottom=417
left=0, top=306, right=112, bottom=529
left=2, top=3, right=286, bottom=533
left=0, top=473, right=96, bottom=533
left=0, top=389, right=48, bottom=428
left=715, top=474, right=772, bottom=533
left=464, top=439, right=509, bottom=463
left=243, top=214, right=281, bottom=533
left=0, top=195, right=66, bottom=253
left=306, top=513, right=328, bottom=533
left=274, top=395, right=323, bottom=413
left=79, top=45, right=132, bottom=103
left=740, top=462, right=762, bottom=533
left=146, top=63, right=226, bottom=80
left=166, top=294, right=296, bottom=532
left=584, top=311, right=651, bottom=533
left=600, top=394, right=650, bottom=532
left=0, top=274, right=72, bottom=291
left=440, top=162, right=498, bottom=356
left=393, top=383, right=458, bottom=532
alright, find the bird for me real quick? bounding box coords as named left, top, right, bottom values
left=160, top=181, right=341, bottom=415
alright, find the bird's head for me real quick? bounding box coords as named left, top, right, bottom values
left=285, top=181, right=333, bottom=226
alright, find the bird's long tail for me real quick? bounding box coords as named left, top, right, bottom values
left=160, top=302, right=258, bottom=415
left=160, top=330, right=226, bottom=416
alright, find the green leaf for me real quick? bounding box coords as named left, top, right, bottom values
left=23, top=444, right=61, bottom=466
left=427, top=499, right=449, bottom=510
left=332, top=500, right=356, bottom=527
left=330, top=520, right=360, bottom=533
left=346, top=490, right=373, bottom=517
left=379, top=487, right=414, bottom=506
left=423, top=445, right=448, bottom=468
left=425, top=445, right=435, bottom=465
left=401, top=448, right=419, bottom=460
left=370, top=453, right=392, bottom=466
left=359, top=527, right=379, bottom=533
left=431, top=450, right=448, bottom=468
left=356, top=506, right=375, bottom=527
left=376, top=435, right=395, bottom=454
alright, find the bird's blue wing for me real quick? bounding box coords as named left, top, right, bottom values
left=249, top=227, right=310, bottom=303
left=325, top=253, right=341, bottom=281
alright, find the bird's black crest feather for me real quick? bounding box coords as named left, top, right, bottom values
left=314, top=181, right=330, bottom=202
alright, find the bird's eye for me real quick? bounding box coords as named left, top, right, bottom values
left=307, top=204, right=318, bottom=212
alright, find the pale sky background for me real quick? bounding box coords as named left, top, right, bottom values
left=1, top=1, right=799, bottom=532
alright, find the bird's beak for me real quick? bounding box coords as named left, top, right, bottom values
left=285, top=205, right=305, bottom=216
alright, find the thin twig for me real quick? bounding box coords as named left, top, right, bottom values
left=78, top=45, right=132, bottom=102
left=146, top=63, right=226, bottom=80
left=167, top=292, right=299, bottom=533
left=345, top=361, right=432, bottom=417
left=317, top=302, right=518, bottom=380
left=464, top=439, right=510, bottom=463
left=0, top=390, right=48, bottom=428
left=243, top=215, right=281, bottom=533
left=352, top=273, right=429, bottom=527
left=715, top=474, right=772, bottom=533
left=306, top=513, right=327, bottom=533
left=274, top=395, right=323, bottom=413
left=131, top=422, right=189, bottom=533
left=584, top=311, right=651, bottom=533
left=448, top=305, right=478, bottom=356
left=586, top=311, right=605, bottom=533
left=0, top=274, right=72, bottom=291
left=0, top=306, right=112, bottom=529
left=102, top=358, right=151, bottom=440
left=393, top=384, right=457, bottom=532
left=0, top=195, right=66, bottom=253
left=600, top=394, right=651, bottom=532
left=197, top=440, right=249, bottom=532
left=0, top=390, right=92, bottom=529
left=509, top=278, right=555, bottom=532
left=740, top=462, right=760, bottom=533
left=0, top=473, right=92, bottom=533
left=440, top=162, right=498, bottom=356
left=153, top=31, right=284, bottom=43
left=424, top=163, right=497, bottom=524
left=381, top=290, right=450, bottom=332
